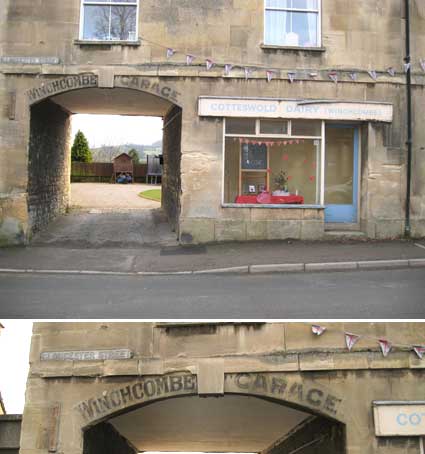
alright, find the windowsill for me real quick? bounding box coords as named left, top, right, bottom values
left=74, top=39, right=141, bottom=47
left=222, top=203, right=325, bottom=209
left=260, top=44, right=326, bottom=53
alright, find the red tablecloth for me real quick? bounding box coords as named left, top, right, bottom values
left=235, top=193, right=304, bottom=204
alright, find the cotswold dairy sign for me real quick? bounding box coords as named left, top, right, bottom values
left=198, top=97, right=393, bottom=122
left=373, top=401, right=425, bottom=436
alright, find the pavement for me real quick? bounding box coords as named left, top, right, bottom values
left=0, top=238, right=424, bottom=276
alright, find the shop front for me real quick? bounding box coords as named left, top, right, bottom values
left=198, top=97, right=393, bottom=240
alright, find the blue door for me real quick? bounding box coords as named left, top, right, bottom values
left=324, top=125, right=359, bottom=224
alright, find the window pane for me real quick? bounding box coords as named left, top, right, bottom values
left=84, top=0, right=136, bottom=3
left=111, top=5, right=137, bottom=40
left=291, top=120, right=321, bottom=136
left=260, top=119, right=288, bottom=135
left=266, top=0, right=318, bottom=9
left=83, top=5, right=111, bottom=40
left=266, top=0, right=291, bottom=8
left=265, top=10, right=317, bottom=47
left=226, top=118, right=256, bottom=135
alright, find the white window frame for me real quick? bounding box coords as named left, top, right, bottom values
left=79, top=0, right=139, bottom=42
left=263, top=0, right=322, bottom=48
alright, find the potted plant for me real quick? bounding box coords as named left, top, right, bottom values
left=272, top=170, right=289, bottom=196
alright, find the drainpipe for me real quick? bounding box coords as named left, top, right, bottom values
left=404, top=0, right=413, bottom=237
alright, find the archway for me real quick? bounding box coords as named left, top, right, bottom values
left=26, top=76, right=183, bottom=246
left=82, top=394, right=346, bottom=454
left=75, top=373, right=346, bottom=454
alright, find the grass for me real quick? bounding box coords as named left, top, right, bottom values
left=138, top=189, right=161, bottom=202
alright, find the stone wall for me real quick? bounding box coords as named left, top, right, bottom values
left=28, top=99, right=71, bottom=236
left=264, top=416, right=345, bottom=454
left=162, top=105, right=182, bottom=233
left=83, top=422, right=136, bottom=454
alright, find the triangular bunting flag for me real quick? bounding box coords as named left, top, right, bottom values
left=166, top=48, right=175, bottom=59
left=379, top=339, right=392, bottom=357
left=420, top=59, right=425, bottom=72
left=368, top=70, right=378, bottom=81
left=312, top=325, right=327, bottom=336
left=345, top=332, right=361, bottom=351
left=244, top=67, right=253, bottom=80
left=266, top=70, right=276, bottom=82
left=205, top=59, right=214, bottom=70
left=186, top=54, right=195, bottom=65
left=349, top=72, right=357, bottom=81
left=224, top=64, right=233, bottom=76
left=387, top=67, right=396, bottom=77
left=288, top=72, right=296, bottom=83
left=328, top=72, right=338, bottom=83
left=413, top=346, right=425, bottom=359
left=404, top=62, right=411, bottom=73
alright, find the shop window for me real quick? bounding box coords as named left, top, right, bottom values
left=260, top=119, right=289, bottom=135
left=80, top=0, right=138, bottom=41
left=264, top=0, right=321, bottom=48
left=291, top=119, right=321, bottom=136
left=226, top=118, right=256, bottom=135
left=224, top=119, right=323, bottom=205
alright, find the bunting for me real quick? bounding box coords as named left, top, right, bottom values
left=420, top=59, right=425, bottom=73
left=166, top=48, right=175, bottom=59
left=328, top=71, right=338, bottom=84
left=349, top=72, right=357, bottom=81
left=404, top=62, right=411, bottom=73
left=345, top=332, right=361, bottom=351
left=413, top=346, right=425, bottom=359
left=387, top=67, right=396, bottom=77
left=379, top=339, right=392, bottom=357
left=312, top=325, right=327, bottom=336
left=186, top=54, right=195, bottom=65
left=205, top=59, right=214, bottom=70
left=266, top=70, right=276, bottom=83
left=287, top=72, right=296, bottom=83
left=244, top=67, right=253, bottom=80
left=224, top=64, right=233, bottom=76
left=368, top=70, right=378, bottom=81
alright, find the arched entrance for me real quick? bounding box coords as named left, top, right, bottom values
left=26, top=75, right=183, bottom=245
left=75, top=373, right=346, bottom=454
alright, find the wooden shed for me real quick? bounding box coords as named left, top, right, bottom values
left=113, top=153, right=134, bottom=182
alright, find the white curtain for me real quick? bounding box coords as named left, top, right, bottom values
left=265, top=9, right=288, bottom=45
left=306, top=0, right=317, bottom=46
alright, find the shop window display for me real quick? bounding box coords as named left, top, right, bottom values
left=224, top=118, right=322, bottom=205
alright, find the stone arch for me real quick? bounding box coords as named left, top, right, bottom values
left=74, top=372, right=345, bottom=430
left=26, top=74, right=183, bottom=238
left=26, top=75, right=183, bottom=108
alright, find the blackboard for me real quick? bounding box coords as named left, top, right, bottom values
left=241, top=143, right=267, bottom=170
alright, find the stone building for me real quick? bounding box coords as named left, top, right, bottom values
left=20, top=322, right=425, bottom=454
left=1, top=1, right=425, bottom=245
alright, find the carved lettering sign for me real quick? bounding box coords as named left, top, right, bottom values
left=27, top=75, right=98, bottom=104
left=114, top=76, right=181, bottom=104
left=224, top=373, right=343, bottom=419
left=75, top=373, right=197, bottom=422
left=74, top=372, right=343, bottom=424
left=41, top=349, right=133, bottom=361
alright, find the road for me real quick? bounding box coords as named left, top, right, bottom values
left=0, top=269, right=424, bottom=318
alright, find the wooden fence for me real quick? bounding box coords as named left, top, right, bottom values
left=71, top=162, right=148, bottom=182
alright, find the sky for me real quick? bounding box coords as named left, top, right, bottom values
left=0, top=320, right=33, bottom=414
left=71, top=115, right=163, bottom=148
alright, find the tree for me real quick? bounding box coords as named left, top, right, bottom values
left=71, top=130, right=92, bottom=162
left=128, top=148, right=139, bottom=164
